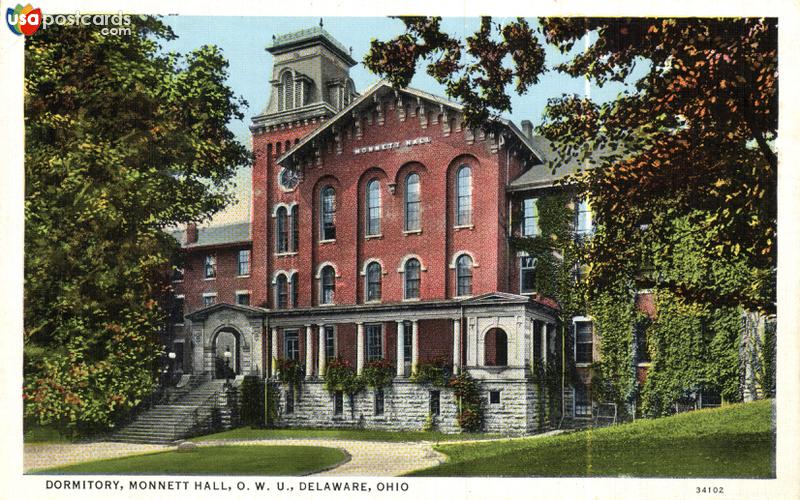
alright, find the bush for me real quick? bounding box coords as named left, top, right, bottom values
left=239, top=376, right=264, bottom=427
left=410, top=358, right=450, bottom=386
left=361, top=359, right=395, bottom=389
left=276, top=358, right=303, bottom=389
left=323, top=357, right=364, bottom=395
left=449, top=372, right=483, bottom=432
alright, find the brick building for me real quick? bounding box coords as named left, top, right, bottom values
left=169, top=26, right=601, bottom=434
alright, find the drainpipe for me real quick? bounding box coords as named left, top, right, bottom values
left=558, top=321, right=566, bottom=430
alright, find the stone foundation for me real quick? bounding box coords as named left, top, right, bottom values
left=272, top=378, right=553, bottom=435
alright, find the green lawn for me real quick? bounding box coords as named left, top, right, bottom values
left=33, top=445, right=347, bottom=475
left=410, top=399, right=775, bottom=478
left=24, top=425, right=78, bottom=444
left=191, top=427, right=499, bottom=443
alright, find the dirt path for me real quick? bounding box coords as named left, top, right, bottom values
left=24, top=442, right=170, bottom=472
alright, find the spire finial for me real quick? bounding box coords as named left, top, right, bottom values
left=319, top=18, right=324, bottom=28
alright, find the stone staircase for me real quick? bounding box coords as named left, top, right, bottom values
left=109, top=379, right=233, bottom=444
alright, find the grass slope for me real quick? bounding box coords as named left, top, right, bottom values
left=191, top=427, right=498, bottom=443
left=34, top=445, right=347, bottom=476
left=410, top=400, right=774, bottom=478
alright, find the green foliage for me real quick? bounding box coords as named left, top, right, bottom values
left=275, top=358, right=303, bottom=394
left=410, top=359, right=450, bottom=387
left=23, top=17, right=248, bottom=432
left=422, top=412, right=437, bottom=432
left=640, top=290, right=742, bottom=416
left=760, top=320, right=776, bottom=398
left=239, top=376, right=264, bottom=428
left=323, top=357, right=364, bottom=396
left=449, top=372, right=483, bottom=432
left=361, top=359, right=395, bottom=389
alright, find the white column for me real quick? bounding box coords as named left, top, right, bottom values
left=318, top=325, right=326, bottom=378
left=271, top=327, right=278, bottom=378
left=356, top=322, right=365, bottom=375
left=541, top=322, right=549, bottom=364
left=305, top=325, right=314, bottom=379
left=411, top=320, right=419, bottom=374
left=452, top=318, right=461, bottom=374
left=396, top=320, right=405, bottom=377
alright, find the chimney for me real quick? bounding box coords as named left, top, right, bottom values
left=185, top=223, right=198, bottom=245
left=521, top=120, right=533, bottom=139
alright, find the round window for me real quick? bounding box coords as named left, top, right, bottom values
left=279, top=167, right=300, bottom=190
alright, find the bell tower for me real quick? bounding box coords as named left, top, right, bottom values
left=252, top=24, right=358, bottom=130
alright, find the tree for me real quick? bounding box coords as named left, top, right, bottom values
left=366, top=17, right=777, bottom=313
left=23, top=17, right=249, bottom=432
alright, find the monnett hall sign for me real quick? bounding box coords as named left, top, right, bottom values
left=352, top=136, right=432, bottom=155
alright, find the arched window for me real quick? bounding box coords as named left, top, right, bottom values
left=404, top=258, right=421, bottom=299
left=320, top=266, right=335, bottom=305
left=275, top=274, right=288, bottom=309
left=455, top=165, right=472, bottom=226
left=290, top=205, right=299, bottom=252
left=281, top=72, right=293, bottom=110
left=365, top=262, right=382, bottom=302
left=405, top=173, right=421, bottom=231
left=290, top=273, right=298, bottom=308
left=276, top=207, right=289, bottom=253
left=456, top=254, right=473, bottom=296
left=484, top=328, right=508, bottom=366
left=366, top=179, right=381, bottom=236
left=320, top=186, right=336, bottom=241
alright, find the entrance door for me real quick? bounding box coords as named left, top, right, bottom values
left=213, top=329, right=240, bottom=379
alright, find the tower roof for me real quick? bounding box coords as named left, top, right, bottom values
left=268, top=26, right=356, bottom=67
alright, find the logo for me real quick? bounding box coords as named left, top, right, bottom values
left=6, top=4, right=41, bottom=36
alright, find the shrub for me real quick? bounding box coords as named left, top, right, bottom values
left=449, top=372, right=483, bottom=432
left=361, top=359, right=395, bottom=389
left=410, top=358, right=450, bottom=386
left=239, top=376, right=264, bottom=427
left=323, top=357, right=364, bottom=396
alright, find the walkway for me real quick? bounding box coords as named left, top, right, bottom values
left=24, top=430, right=565, bottom=476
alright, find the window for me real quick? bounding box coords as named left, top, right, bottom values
left=276, top=207, right=289, bottom=253
left=520, top=256, right=536, bottom=294
left=204, top=255, right=216, bottom=279
left=575, top=321, right=593, bottom=364
left=290, top=205, right=299, bottom=252
left=575, top=199, right=593, bottom=237
left=325, top=326, right=336, bottom=361
left=635, top=322, right=651, bottom=363
left=404, top=258, right=421, bottom=299
left=320, top=186, right=336, bottom=241
left=236, top=292, right=250, bottom=306
left=275, top=275, right=288, bottom=309
left=533, top=320, right=542, bottom=361
left=285, top=389, right=294, bottom=414
left=490, top=390, right=501, bottom=404
left=404, top=173, right=421, bottom=231
left=365, top=262, right=382, bottom=302
left=171, top=296, right=184, bottom=324
left=429, top=390, right=440, bottom=416
left=172, top=266, right=184, bottom=282
left=375, top=389, right=385, bottom=416
left=574, top=382, right=591, bottom=417
left=334, top=391, right=344, bottom=415
left=284, top=329, right=299, bottom=361
left=290, top=273, right=298, bottom=308
left=366, top=179, right=381, bottom=236
left=522, top=198, right=539, bottom=236
left=456, top=254, right=473, bottom=296
left=237, top=250, right=251, bottom=276
left=202, top=293, right=216, bottom=307
left=320, top=265, right=335, bottom=305
left=366, top=324, right=383, bottom=361
left=455, top=165, right=472, bottom=226
left=281, top=72, right=293, bottom=110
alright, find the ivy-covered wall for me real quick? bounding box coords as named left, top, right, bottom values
left=510, top=190, right=753, bottom=419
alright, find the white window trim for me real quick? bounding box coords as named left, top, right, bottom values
left=314, top=261, right=341, bottom=279
left=573, top=316, right=594, bottom=367
left=519, top=255, right=538, bottom=295
left=448, top=250, right=479, bottom=269
left=235, top=290, right=251, bottom=306
left=237, top=249, right=252, bottom=278
left=271, top=269, right=298, bottom=284
left=365, top=178, right=382, bottom=238
left=277, top=167, right=300, bottom=193
left=397, top=254, right=427, bottom=273
left=202, top=292, right=217, bottom=307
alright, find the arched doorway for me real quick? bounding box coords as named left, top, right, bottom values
left=484, top=328, right=508, bottom=366
left=212, top=328, right=241, bottom=379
